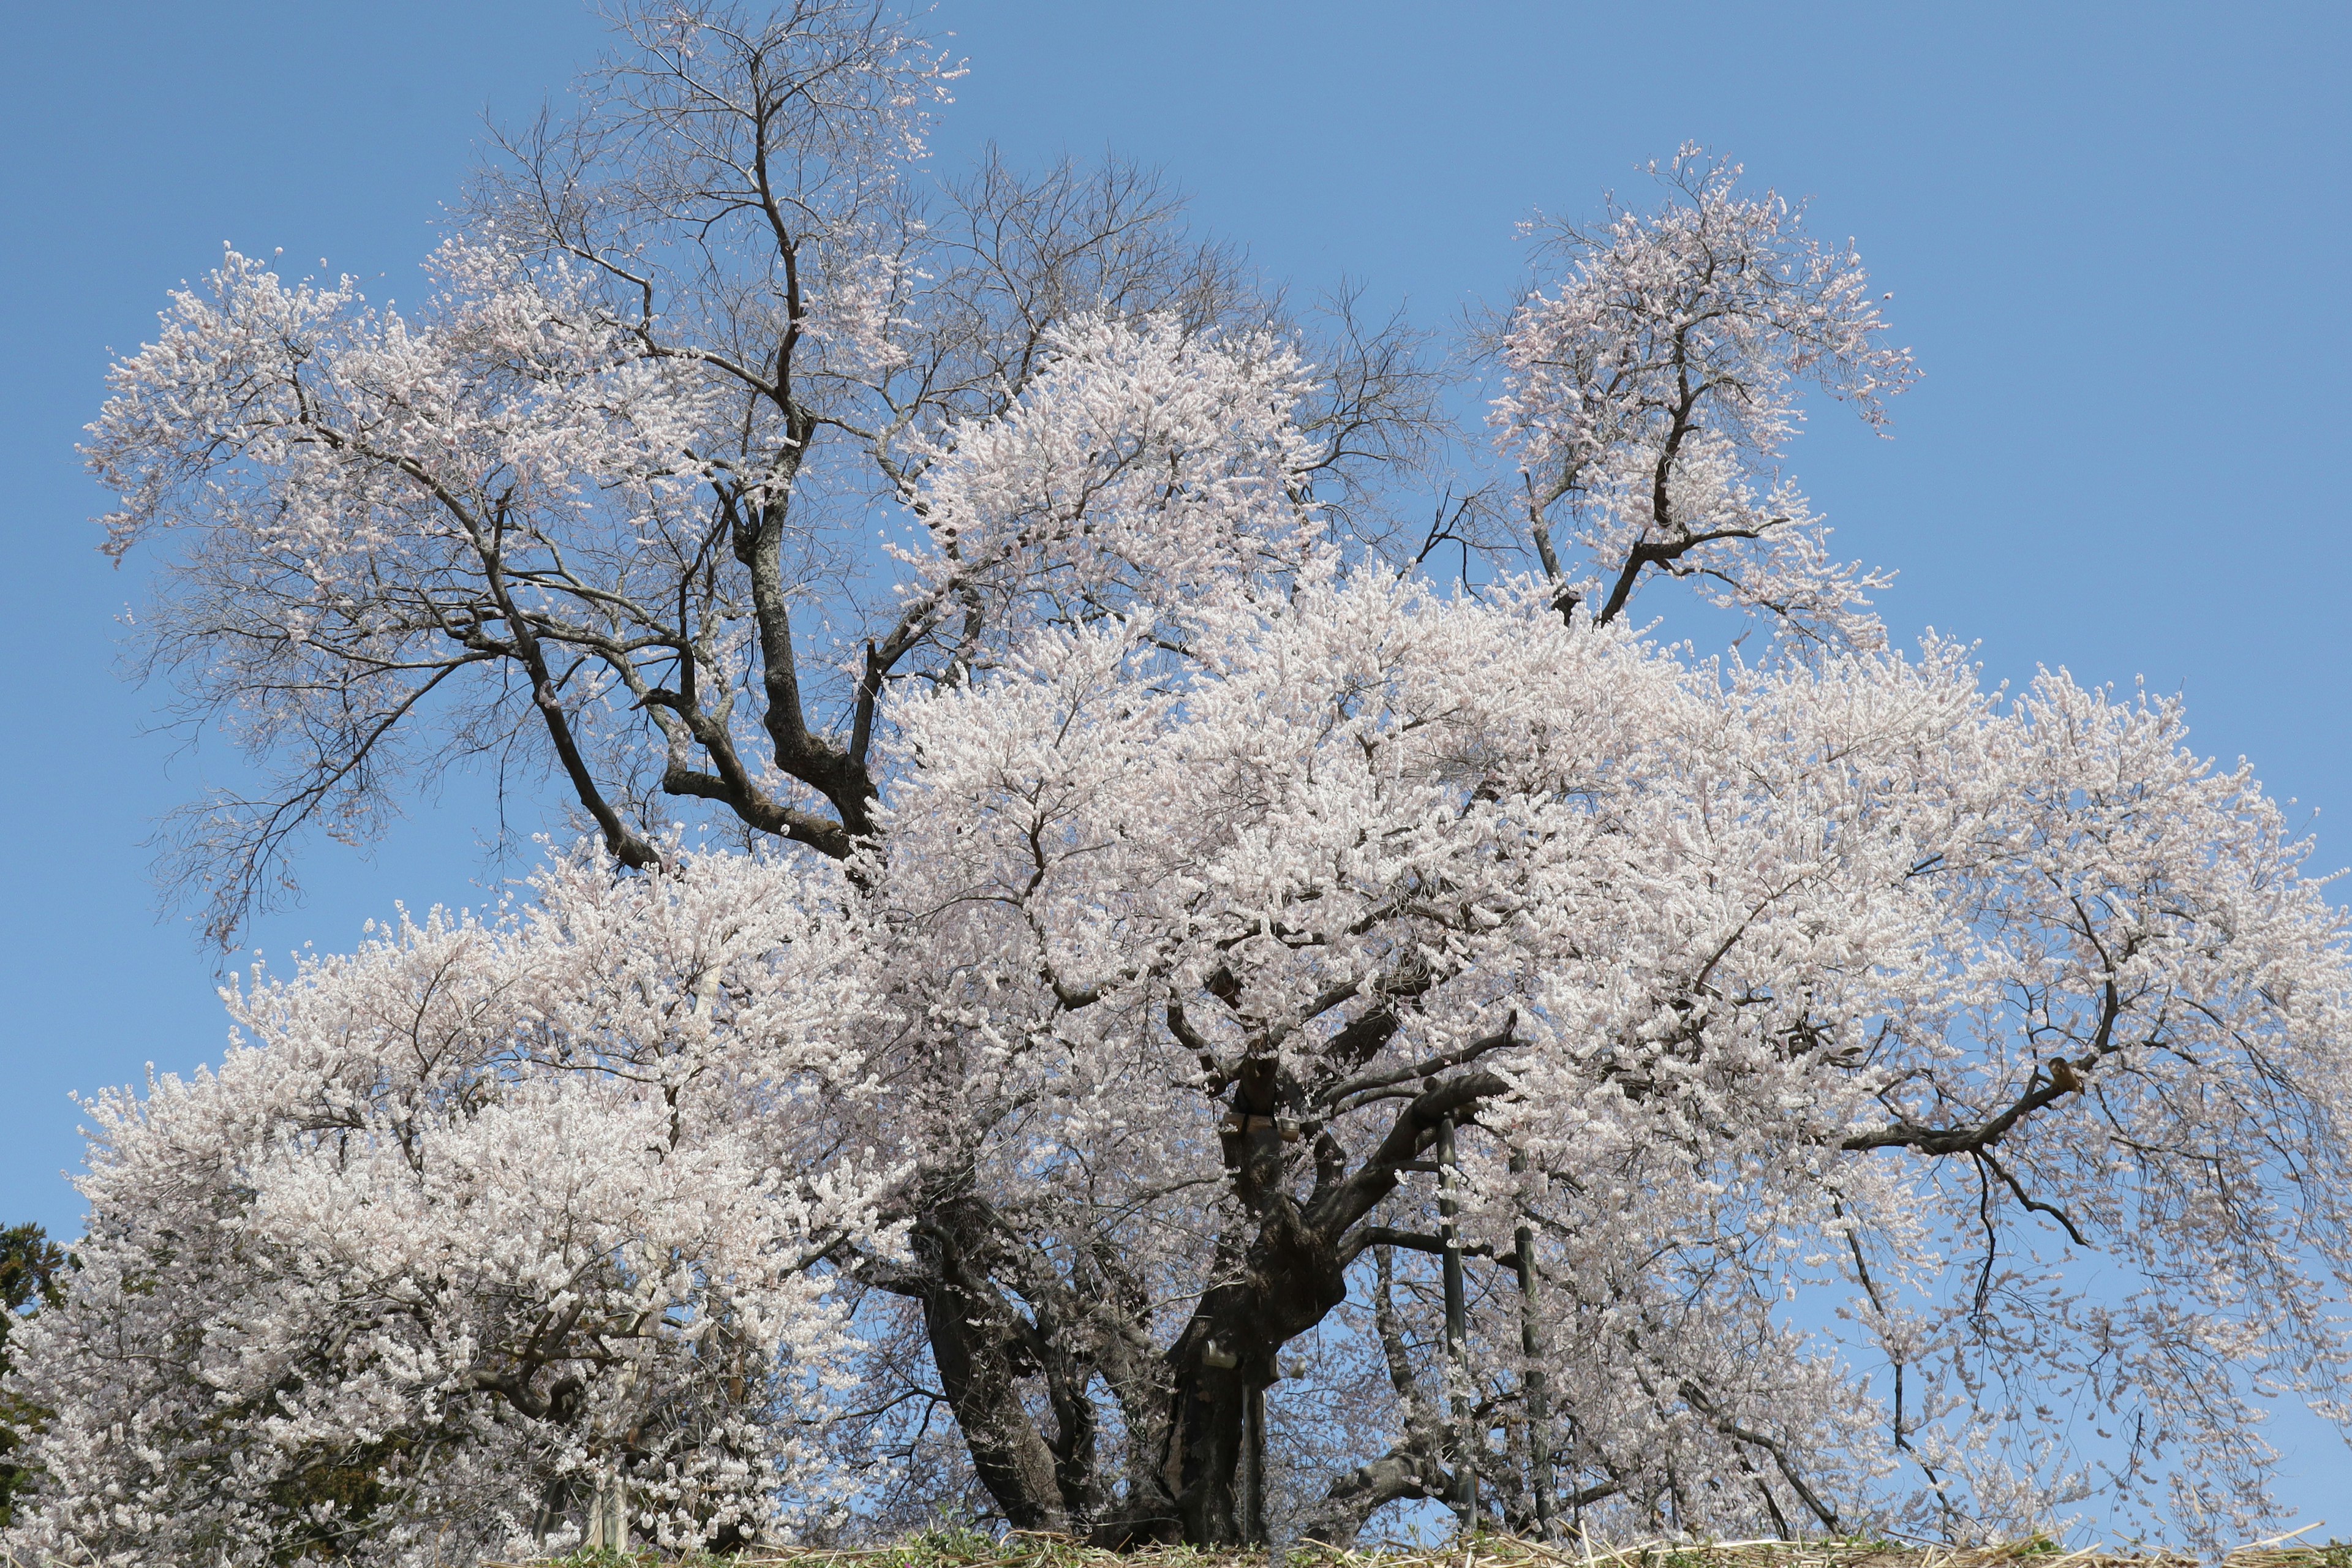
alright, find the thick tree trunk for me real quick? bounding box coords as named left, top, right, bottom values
left=899, top=1059, right=1512, bottom=1547
left=910, top=1207, right=1070, bottom=1534
left=1141, top=1065, right=1512, bottom=1543
left=1158, top=1125, right=1354, bottom=1544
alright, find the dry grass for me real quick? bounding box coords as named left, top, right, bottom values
left=500, top=1524, right=2352, bottom=1568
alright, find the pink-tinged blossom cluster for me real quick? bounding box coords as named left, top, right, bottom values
left=1493, top=146, right=1919, bottom=647
left=890, top=313, right=1324, bottom=665
left=92, top=239, right=720, bottom=568
left=4, top=851, right=900, bottom=1565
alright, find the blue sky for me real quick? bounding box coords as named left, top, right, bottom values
left=2, top=0, right=2348, bottom=1534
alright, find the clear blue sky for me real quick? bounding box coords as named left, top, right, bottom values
left=2, top=0, right=2348, bottom=1535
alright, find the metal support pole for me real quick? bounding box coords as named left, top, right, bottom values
left=1509, top=1150, right=1553, bottom=1536
left=1436, top=1112, right=1477, bottom=1533
left=1242, top=1380, right=1270, bottom=1545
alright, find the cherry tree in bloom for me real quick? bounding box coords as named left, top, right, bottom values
left=834, top=569, right=2352, bottom=1546
left=18, top=1, right=2352, bottom=1558
left=3, top=850, right=897, bottom=1564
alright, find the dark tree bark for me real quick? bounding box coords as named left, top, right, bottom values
left=906, top=1203, right=1071, bottom=1534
